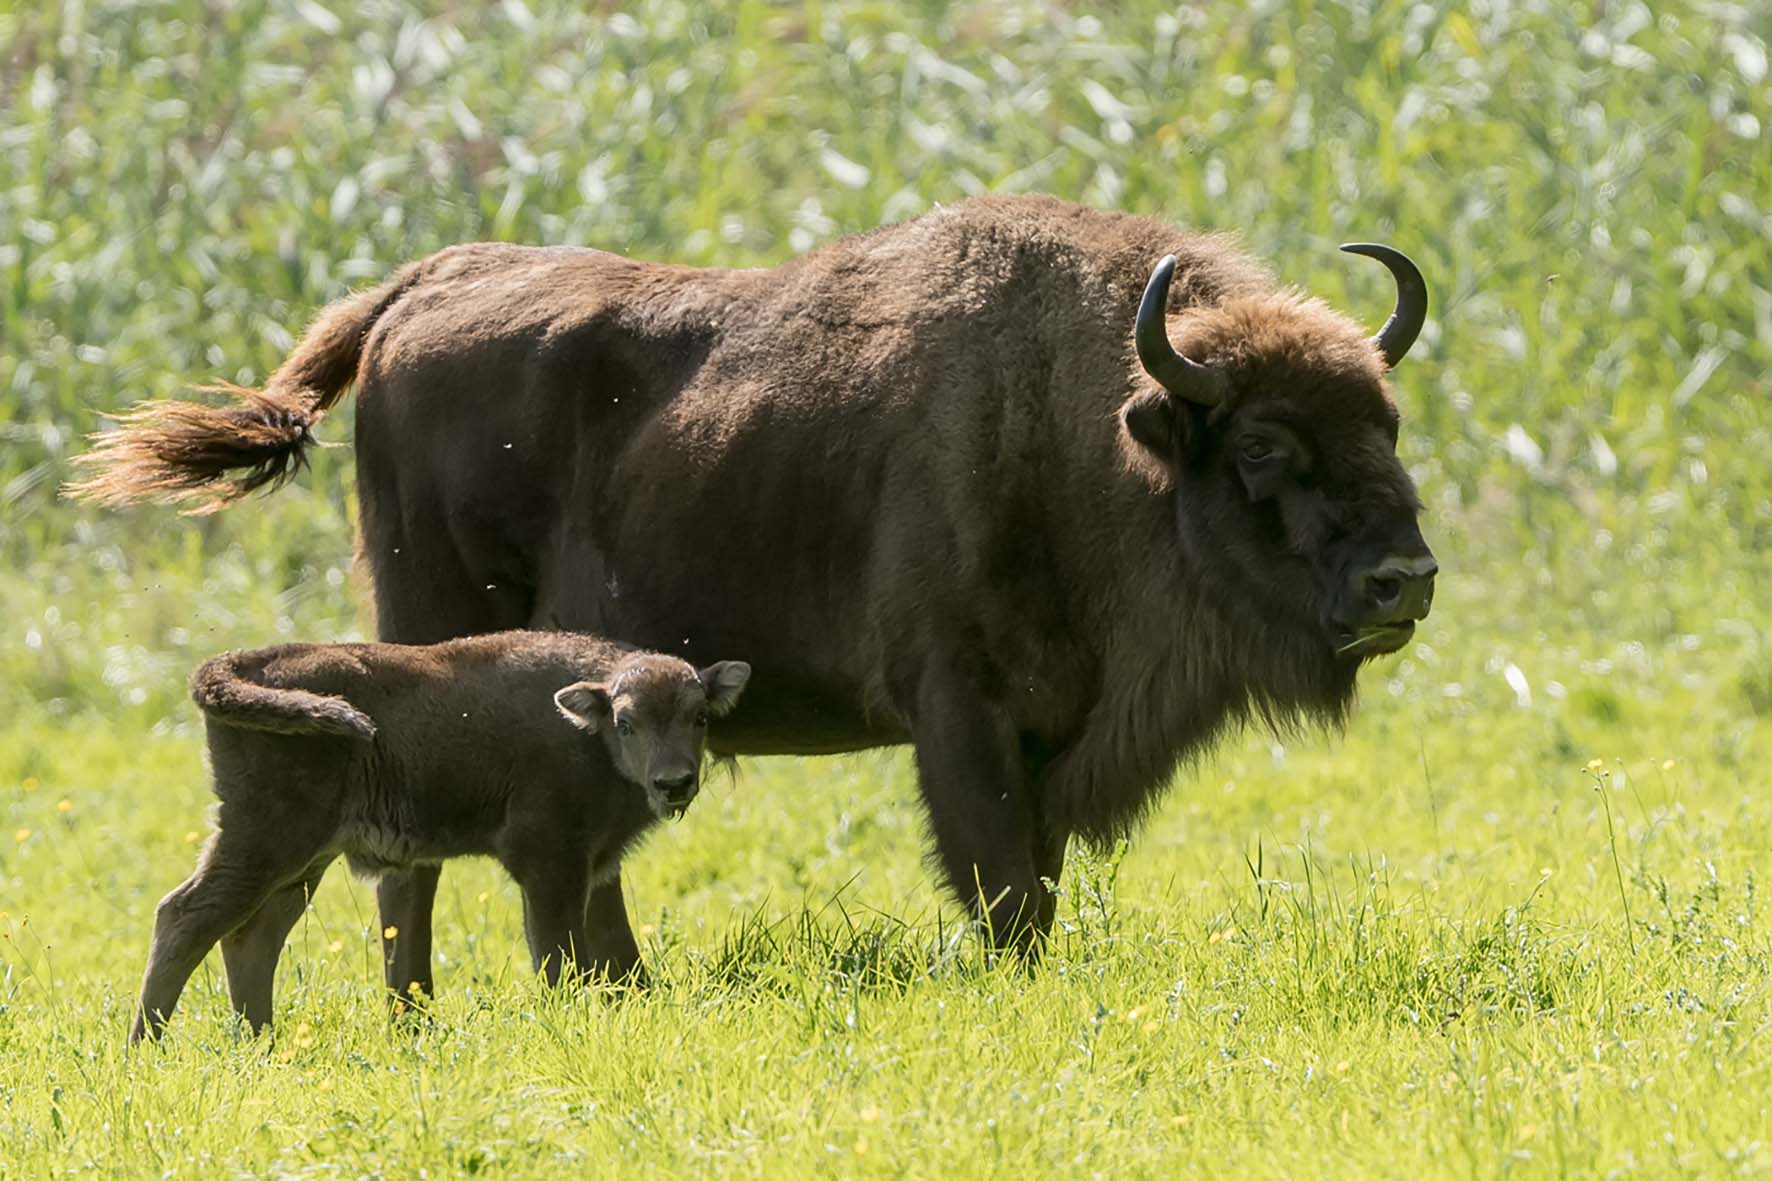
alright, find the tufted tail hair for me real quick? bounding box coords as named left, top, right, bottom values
left=66, top=269, right=415, bottom=514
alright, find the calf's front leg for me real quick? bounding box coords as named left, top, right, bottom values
left=511, top=857, right=595, bottom=987
left=581, top=876, right=646, bottom=985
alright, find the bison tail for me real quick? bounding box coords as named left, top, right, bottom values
left=65, top=273, right=411, bottom=515
left=63, top=382, right=325, bottom=516
left=190, top=651, right=378, bottom=741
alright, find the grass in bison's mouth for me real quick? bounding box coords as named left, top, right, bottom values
left=1335, top=621, right=1416, bottom=656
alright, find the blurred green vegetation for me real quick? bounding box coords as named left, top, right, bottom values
left=3, top=0, right=1769, bottom=722
left=3, top=1, right=1772, bottom=1175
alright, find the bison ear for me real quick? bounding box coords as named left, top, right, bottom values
left=1122, top=388, right=1177, bottom=457
left=1121, top=388, right=1194, bottom=473
left=698, top=661, right=751, bottom=717
left=554, top=681, right=612, bottom=733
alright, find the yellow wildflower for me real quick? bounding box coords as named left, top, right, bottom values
left=383, top=925, right=399, bottom=940
left=56, top=799, right=71, bottom=813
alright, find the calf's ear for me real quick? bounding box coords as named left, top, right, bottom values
left=554, top=681, right=612, bottom=732
left=698, top=661, right=752, bottom=717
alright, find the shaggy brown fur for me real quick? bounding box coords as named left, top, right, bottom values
left=76, top=194, right=1436, bottom=964
left=130, top=631, right=749, bottom=1042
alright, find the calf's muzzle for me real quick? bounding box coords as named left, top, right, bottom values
left=653, top=771, right=697, bottom=804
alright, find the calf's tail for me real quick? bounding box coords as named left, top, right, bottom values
left=65, top=266, right=418, bottom=515
left=190, top=651, right=377, bottom=741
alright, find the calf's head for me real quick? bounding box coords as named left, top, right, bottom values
left=553, top=654, right=752, bottom=819
left=1121, top=244, right=1436, bottom=663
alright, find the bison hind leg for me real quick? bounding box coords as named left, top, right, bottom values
left=356, top=489, right=537, bottom=1005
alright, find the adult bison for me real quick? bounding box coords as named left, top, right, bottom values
left=74, top=194, right=1436, bottom=987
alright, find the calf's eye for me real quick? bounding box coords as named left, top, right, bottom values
left=616, top=719, right=634, bottom=736
left=695, top=712, right=710, bottom=727
left=1240, top=439, right=1275, bottom=463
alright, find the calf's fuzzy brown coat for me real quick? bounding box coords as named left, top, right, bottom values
left=131, top=630, right=749, bottom=1042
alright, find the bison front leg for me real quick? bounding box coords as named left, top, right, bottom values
left=1032, top=819, right=1070, bottom=936
left=910, top=667, right=1051, bottom=957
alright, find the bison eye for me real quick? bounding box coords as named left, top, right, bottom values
left=1239, top=439, right=1277, bottom=464
left=695, top=712, right=710, bottom=727
left=615, top=718, right=634, bottom=737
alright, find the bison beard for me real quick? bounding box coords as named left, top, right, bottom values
left=71, top=194, right=1435, bottom=966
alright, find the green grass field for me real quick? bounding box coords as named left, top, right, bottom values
left=4, top=1, right=1771, bottom=1176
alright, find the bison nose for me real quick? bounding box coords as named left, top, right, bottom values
left=1356, top=554, right=1438, bottom=622
left=654, top=771, right=696, bottom=802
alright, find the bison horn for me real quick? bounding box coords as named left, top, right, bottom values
left=1135, top=255, right=1228, bottom=408
left=1339, top=242, right=1427, bottom=368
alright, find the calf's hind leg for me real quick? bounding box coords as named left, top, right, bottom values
left=221, top=861, right=332, bottom=1034
left=133, top=843, right=288, bottom=1043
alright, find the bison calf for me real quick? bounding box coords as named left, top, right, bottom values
left=131, top=631, right=750, bottom=1042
